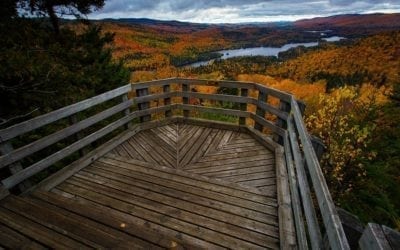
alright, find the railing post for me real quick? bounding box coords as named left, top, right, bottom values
left=182, top=83, right=189, bottom=118
left=0, top=142, right=31, bottom=192
left=239, top=88, right=248, bottom=125
left=122, top=93, right=132, bottom=129
left=136, top=87, right=151, bottom=122
left=254, top=90, right=267, bottom=131
left=163, top=84, right=172, bottom=118
left=274, top=100, right=291, bottom=145
left=69, top=114, right=89, bottom=156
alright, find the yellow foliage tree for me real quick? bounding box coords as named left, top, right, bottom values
left=305, top=85, right=389, bottom=198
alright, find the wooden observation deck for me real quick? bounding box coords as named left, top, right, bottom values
left=0, top=78, right=350, bottom=249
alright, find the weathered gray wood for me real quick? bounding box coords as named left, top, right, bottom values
left=274, top=100, right=291, bottom=145
left=255, top=84, right=292, bottom=103
left=382, top=225, right=400, bottom=249
left=0, top=142, right=31, bottom=192
left=182, top=83, right=190, bottom=118
left=250, top=113, right=285, bottom=136
left=310, top=135, right=325, bottom=161
left=239, top=88, right=248, bottom=125
left=130, top=78, right=177, bottom=90
left=283, top=132, right=308, bottom=250
left=135, top=91, right=177, bottom=103
left=254, top=90, right=267, bottom=131
left=180, top=91, right=251, bottom=104
left=34, top=124, right=142, bottom=191
left=245, top=126, right=279, bottom=152
left=122, top=94, right=132, bottom=129
left=176, top=78, right=256, bottom=90
left=163, top=84, right=172, bottom=118
left=287, top=116, right=323, bottom=250
left=2, top=106, right=173, bottom=189
left=291, top=97, right=350, bottom=250
left=336, top=207, right=364, bottom=250
left=252, top=98, right=288, bottom=120
left=359, top=223, right=391, bottom=250
left=178, top=104, right=250, bottom=118
left=0, top=185, right=10, bottom=200
left=0, top=100, right=133, bottom=169
left=69, top=114, right=86, bottom=156
left=275, top=146, right=296, bottom=249
left=136, top=87, right=151, bottom=122
left=0, top=84, right=131, bottom=142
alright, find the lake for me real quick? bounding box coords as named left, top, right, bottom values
left=187, top=36, right=346, bottom=67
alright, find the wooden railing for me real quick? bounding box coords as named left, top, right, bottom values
left=0, top=78, right=350, bottom=249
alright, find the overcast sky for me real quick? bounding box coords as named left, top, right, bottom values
left=88, top=0, right=400, bottom=23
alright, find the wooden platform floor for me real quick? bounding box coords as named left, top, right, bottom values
left=0, top=124, right=280, bottom=249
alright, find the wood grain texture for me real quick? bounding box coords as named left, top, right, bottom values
left=0, top=122, right=282, bottom=249
left=110, top=124, right=277, bottom=197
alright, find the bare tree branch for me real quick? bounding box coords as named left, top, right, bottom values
left=0, top=108, right=39, bottom=126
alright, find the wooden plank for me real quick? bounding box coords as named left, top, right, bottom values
left=196, top=149, right=271, bottom=162
left=34, top=124, right=142, bottom=191
left=0, top=84, right=130, bottom=142
left=176, top=78, right=256, bottom=90
left=0, top=185, right=10, bottom=200
left=205, top=145, right=266, bottom=156
left=239, top=88, right=248, bottom=125
left=291, top=97, right=350, bottom=250
left=180, top=91, right=252, bottom=105
left=0, top=206, right=89, bottom=248
left=194, top=162, right=274, bottom=177
left=163, top=85, right=172, bottom=117
left=0, top=142, right=31, bottom=192
left=251, top=113, right=286, bottom=136
left=186, top=154, right=274, bottom=169
left=136, top=87, right=151, bottom=123
left=134, top=91, right=177, bottom=104
left=131, top=78, right=177, bottom=90
left=182, top=83, right=190, bottom=118
left=274, top=99, right=291, bottom=145
left=100, top=156, right=276, bottom=208
left=59, top=180, right=277, bottom=249
left=72, top=170, right=280, bottom=241
left=359, top=223, right=392, bottom=250
left=2, top=107, right=175, bottom=189
left=179, top=128, right=212, bottom=167
left=237, top=178, right=276, bottom=187
left=0, top=99, right=133, bottom=169
left=283, top=132, right=308, bottom=250
left=222, top=171, right=275, bottom=182
left=254, top=84, right=292, bottom=103
left=252, top=98, right=288, bottom=120
left=32, top=191, right=199, bottom=249
left=177, top=117, right=244, bottom=132
left=177, top=104, right=250, bottom=118
left=288, top=116, right=323, bottom=249
left=245, top=126, right=280, bottom=152
left=2, top=196, right=154, bottom=249
left=254, top=90, right=267, bottom=131
left=275, top=146, right=297, bottom=249
left=0, top=223, right=46, bottom=249
left=86, top=162, right=277, bottom=225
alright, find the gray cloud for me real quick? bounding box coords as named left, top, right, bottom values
left=89, top=0, right=400, bottom=22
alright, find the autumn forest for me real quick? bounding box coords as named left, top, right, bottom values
left=1, top=1, right=400, bottom=231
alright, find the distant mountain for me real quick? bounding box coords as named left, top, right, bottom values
left=294, top=13, right=400, bottom=29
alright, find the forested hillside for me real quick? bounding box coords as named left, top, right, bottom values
left=1, top=4, right=399, bottom=230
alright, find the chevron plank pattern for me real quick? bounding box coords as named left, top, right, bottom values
left=108, top=124, right=276, bottom=197
left=0, top=123, right=281, bottom=249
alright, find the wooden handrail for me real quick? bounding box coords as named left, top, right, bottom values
left=0, top=77, right=349, bottom=249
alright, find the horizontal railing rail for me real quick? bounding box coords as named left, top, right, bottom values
left=0, top=77, right=349, bottom=249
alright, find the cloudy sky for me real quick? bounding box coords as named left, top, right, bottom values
left=88, top=0, right=400, bottom=23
